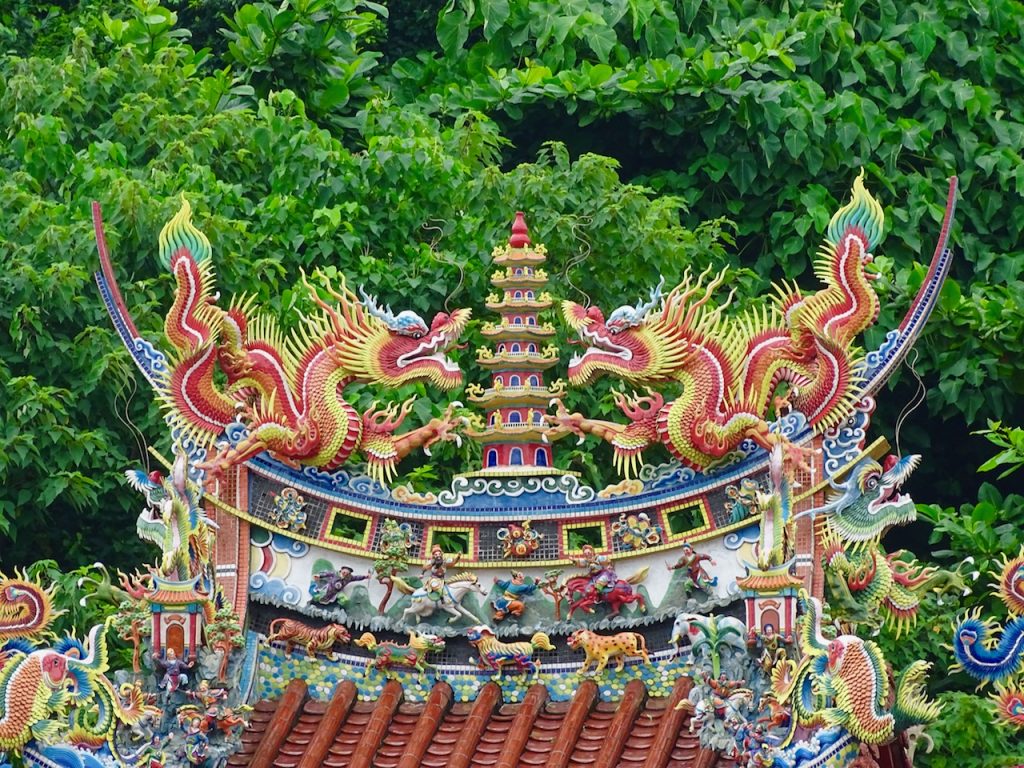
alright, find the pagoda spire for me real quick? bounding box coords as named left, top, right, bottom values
left=509, top=211, right=531, bottom=248
left=465, top=213, right=567, bottom=474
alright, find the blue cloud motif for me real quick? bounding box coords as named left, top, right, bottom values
left=271, top=533, right=309, bottom=557
left=249, top=572, right=303, bottom=605
left=724, top=525, right=760, bottom=551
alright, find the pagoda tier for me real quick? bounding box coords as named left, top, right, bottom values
left=491, top=267, right=548, bottom=289
left=467, top=212, right=568, bottom=474
left=480, top=321, right=557, bottom=339
left=466, top=382, right=564, bottom=408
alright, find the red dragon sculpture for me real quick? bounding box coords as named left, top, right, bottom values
left=549, top=173, right=888, bottom=475
left=151, top=198, right=471, bottom=482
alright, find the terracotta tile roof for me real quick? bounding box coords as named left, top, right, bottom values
left=228, top=677, right=911, bottom=768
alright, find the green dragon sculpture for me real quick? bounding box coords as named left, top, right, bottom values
left=125, top=451, right=216, bottom=584
left=803, top=453, right=970, bottom=636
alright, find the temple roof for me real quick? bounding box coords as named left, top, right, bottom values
left=228, top=677, right=719, bottom=768
left=146, top=573, right=210, bottom=606
left=229, top=677, right=915, bottom=768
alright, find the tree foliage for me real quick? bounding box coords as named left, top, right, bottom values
left=2, top=0, right=1024, bottom=759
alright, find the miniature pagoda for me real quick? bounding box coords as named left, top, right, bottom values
left=466, top=212, right=565, bottom=473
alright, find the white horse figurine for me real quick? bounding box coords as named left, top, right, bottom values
left=401, top=572, right=486, bottom=624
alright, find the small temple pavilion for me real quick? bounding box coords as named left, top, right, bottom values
left=466, top=213, right=565, bottom=473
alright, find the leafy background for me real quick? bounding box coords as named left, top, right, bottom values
left=1, top=0, right=1023, bottom=760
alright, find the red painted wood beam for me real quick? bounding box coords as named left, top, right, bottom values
left=595, top=679, right=648, bottom=768
left=545, top=679, right=598, bottom=768
left=447, top=681, right=502, bottom=768
left=296, top=681, right=357, bottom=768
left=398, top=682, right=454, bottom=768
left=646, top=676, right=695, bottom=768
left=495, top=683, right=549, bottom=768
left=350, top=679, right=403, bottom=768
left=249, top=679, right=308, bottom=768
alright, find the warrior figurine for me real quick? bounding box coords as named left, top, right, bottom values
left=154, top=648, right=195, bottom=694
left=310, top=565, right=370, bottom=606
left=188, top=679, right=228, bottom=710
left=748, top=742, right=776, bottom=768
left=667, top=542, right=718, bottom=592
left=573, top=544, right=617, bottom=595
left=704, top=670, right=748, bottom=718
left=492, top=571, right=538, bottom=621
left=182, top=717, right=209, bottom=766
left=748, top=622, right=786, bottom=674
left=422, top=544, right=462, bottom=601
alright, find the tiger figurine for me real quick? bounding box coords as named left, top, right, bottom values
left=467, top=625, right=554, bottom=678
left=266, top=618, right=351, bottom=659
left=567, top=629, right=651, bottom=676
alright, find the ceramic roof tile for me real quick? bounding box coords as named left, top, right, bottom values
left=228, top=676, right=914, bottom=768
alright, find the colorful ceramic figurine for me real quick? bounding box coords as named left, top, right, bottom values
left=133, top=198, right=471, bottom=482
left=611, top=512, right=663, bottom=550
left=548, top=174, right=891, bottom=476
left=467, top=626, right=554, bottom=678
left=154, top=649, right=195, bottom=695
left=309, top=566, right=370, bottom=607
left=181, top=717, right=209, bottom=766
left=951, top=550, right=1024, bottom=728
left=355, top=631, right=446, bottom=674
left=268, top=488, right=307, bottom=532
left=748, top=623, right=787, bottom=675
left=266, top=619, right=351, bottom=659
left=491, top=571, right=538, bottom=621
left=566, top=629, right=651, bottom=676
left=667, top=542, right=718, bottom=593
left=396, top=571, right=486, bottom=625
left=772, top=591, right=940, bottom=745
left=565, top=545, right=648, bottom=618
left=812, top=454, right=970, bottom=636
left=496, top=521, right=543, bottom=558
left=422, top=544, right=462, bottom=599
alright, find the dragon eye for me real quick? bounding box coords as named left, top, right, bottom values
left=412, top=332, right=423, bottom=339
left=865, top=475, right=878, bottom=489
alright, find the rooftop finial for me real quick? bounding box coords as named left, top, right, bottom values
left=509, top=211, right=531, bottom=248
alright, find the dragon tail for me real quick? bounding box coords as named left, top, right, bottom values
left=156, top=197, right=238, bottom=446
left=892, top=661, right=942, bottom=732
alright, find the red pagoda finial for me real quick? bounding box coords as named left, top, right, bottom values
left=509, top=212, right=531, bottom=248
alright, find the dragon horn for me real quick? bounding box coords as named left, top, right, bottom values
left=359, top=285, right=399, bottom=328
left=634, top=276, right=665, bottom=320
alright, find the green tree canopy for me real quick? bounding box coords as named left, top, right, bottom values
left=1, top=0, right=1022, bottom=572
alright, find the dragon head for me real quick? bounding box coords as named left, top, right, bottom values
left=562, top=269, right=733, bottom=387
left=304, top=273, right=470, bottom=391
left=39, top=652, right=69, bottom=688
left=810, top=454, right=920, bottom=545
left=562, top=278, right=670, bottom=386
